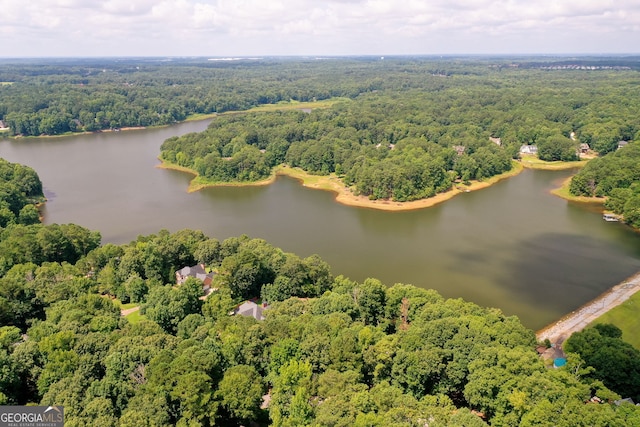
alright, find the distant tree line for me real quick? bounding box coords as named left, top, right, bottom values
left=1, top=57, right=639, bottom=149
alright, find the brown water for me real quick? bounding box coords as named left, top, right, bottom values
left=2, top=122, right=640, bottom=329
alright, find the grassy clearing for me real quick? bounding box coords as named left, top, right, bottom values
left=0, top=82, right=13, bottom=86
left=589, top=291, right=640, bottom=350
left=519, top=155, right=589, bottom=170
left=246, top=97, right=349, bottom=113
left=184, top=113, right=219, bottom=122
left=109, top=297, right=136, bottom=309
left=125, top=309, right=145, bottom=324
left=119, top=302, right=138, bottom=310
left=184, top=97, right=349, bottom=122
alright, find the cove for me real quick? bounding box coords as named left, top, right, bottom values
left=2, top=121, right=640, bottom=330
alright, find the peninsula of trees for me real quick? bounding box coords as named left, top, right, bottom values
left=4, top=56, right=640, bottom=205
left=570, top=142, right=640, bottom=228
left=151, top=57, right=638, bottom=204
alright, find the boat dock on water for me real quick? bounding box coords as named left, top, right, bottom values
left=603, top=213, right=620, bottom=222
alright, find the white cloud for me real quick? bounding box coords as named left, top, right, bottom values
left=0, top=0, right=638, bottom=56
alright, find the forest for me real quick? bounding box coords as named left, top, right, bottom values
left=159, top=98, right=514, bottom=201
left=1, top=57, right=639, bottom=149
left=4, top=57, right=640, bottom=203
left=2, top=57, right=640, bottom=425
left=0, top=161, right=639, bottom=426
left=153, top=58, right=638, bottom=201
left=0, top=158, right=44, bottom=228
left=1, top=223, right=640, bottom=426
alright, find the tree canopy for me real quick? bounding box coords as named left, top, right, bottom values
left=0, top=158, right=44, bottom=228
left=0, top=226, right=638, bottom=425
left=570, top=143, right=640, bottom=227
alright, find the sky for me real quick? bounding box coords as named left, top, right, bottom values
left=1, top=0, right=639, bottom=57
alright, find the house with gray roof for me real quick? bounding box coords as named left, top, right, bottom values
left=176, top=264, right=215, bottom=292
left=618, top=140, right=629, bottom=150
left=234, top=300, right=268, bottom=321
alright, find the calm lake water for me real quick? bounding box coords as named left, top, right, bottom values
left=2, top=121, right=640, bottom=330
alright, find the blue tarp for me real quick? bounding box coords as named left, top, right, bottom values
left=554, top=358, right=567, bottom=368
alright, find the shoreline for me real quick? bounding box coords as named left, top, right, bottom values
left=8, top=125, right=152, bottom=140
left=158, top=160, right=525, bottom=212
left=3, top=98, right=346, bottom=140
left=536, top=271, right=640, bottom=345
left=550, top=176, right=606, bottom=204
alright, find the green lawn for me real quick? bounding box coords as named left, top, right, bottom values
left=125, top=309, right=145, bottom=324
left=110, top=298, right=137, bottom=310
left=519, top=154, right=589, bottom=170
left=589, top=291, right=640, bottom=350
left=185, top=97, right=350, bottom=122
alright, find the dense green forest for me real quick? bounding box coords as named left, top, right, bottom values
left=3, top=58, right=640, bottom=425
left=1, top=225, right=640, bottom=426
left=159, top=103, right=514, bottom=201
left=566, top=323, right=640, bottom=402
left=0, top=57, right=442, bottom=136
left=153, top=57, right=639, bottom=201
left=570, top=143, right=640, bottom=227
left=1, top=57, right=640, bottom=150
left=0, top=158, right=44, bottom=228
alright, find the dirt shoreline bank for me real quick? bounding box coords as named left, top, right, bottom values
left=536, top=271, right=640, bottom=344
left=158, top=161, right=524, bottom=212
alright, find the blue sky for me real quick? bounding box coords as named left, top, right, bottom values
left=2, top=0, right=639, bottom=57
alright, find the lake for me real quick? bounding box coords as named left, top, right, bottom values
left=2, top=121, right=640, bottom=330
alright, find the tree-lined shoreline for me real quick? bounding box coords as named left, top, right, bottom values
left=158, top=159, right=526, bottom=211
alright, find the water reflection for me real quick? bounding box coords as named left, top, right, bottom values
left=501, top=232, right=640, bottom=318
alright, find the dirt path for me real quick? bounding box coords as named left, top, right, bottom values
left=121, top=306, right=140, bottom=316
left=536, top=271, right=640, bottom=345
